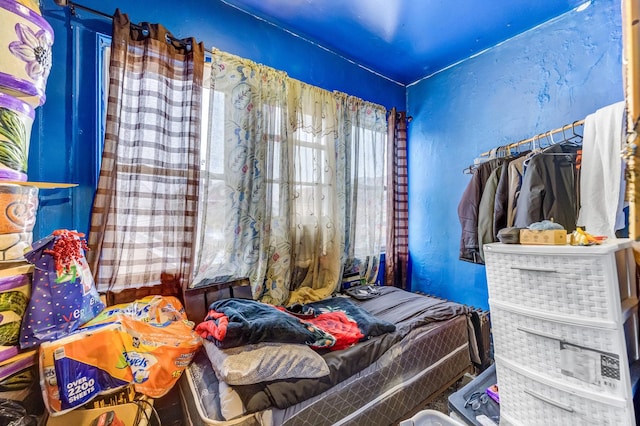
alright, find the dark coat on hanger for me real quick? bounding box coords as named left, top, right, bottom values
left=514, top=143, right=580, bottom=231
left=458, top=158, right=503, bottom=264
left=478, top=165, right=502, bottom=262
left=493, top=151, right=530, bottom=238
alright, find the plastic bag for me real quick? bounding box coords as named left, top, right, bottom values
left=19, top=230, right=104, bottom=349
left=83, top=296, right=202, bottom=397
left=39, top=323, right=132, bottom=416
left=0, top=348, right=42, bottom=415
left=0, top=398, right=37, bottom=426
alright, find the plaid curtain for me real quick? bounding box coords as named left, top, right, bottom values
left=385, top=109, right=409, bottom=289
left=87, top=10, right=204, bottom=295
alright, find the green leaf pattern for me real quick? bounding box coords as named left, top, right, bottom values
left=0, top=108, right=28, bottom=173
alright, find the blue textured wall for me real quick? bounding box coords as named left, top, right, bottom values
left=406, top=0, right=623, bottom=310
left=31, top=0, right=405, bottom=239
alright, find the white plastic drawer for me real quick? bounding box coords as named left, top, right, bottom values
left=495, top=360, right=634, bottom=426
left=490, top=304, right=630, bottom=398
left=485, top=250, right=613, bottom=321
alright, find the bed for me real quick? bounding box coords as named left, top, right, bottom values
left=178, top=286, right=474, bottom=426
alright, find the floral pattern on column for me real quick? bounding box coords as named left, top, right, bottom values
left=9, top=23, right=52, bottom=81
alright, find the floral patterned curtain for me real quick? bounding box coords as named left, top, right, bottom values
left=191, top=50, right=292, bottom=305
left=285, top=80, right=345, bottom=304
left=88, top=10, right=204, bottom=295
left=192, top=49, right=387, bottom=305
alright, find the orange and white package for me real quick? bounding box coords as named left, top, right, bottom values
left=82, top=295, right=202, bottom=398
left=39, top=323, right=133, bottom=416
left=85, top=295, right=194, bottom=330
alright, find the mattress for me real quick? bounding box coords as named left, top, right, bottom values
left=179, top=288, right=472, bottom=425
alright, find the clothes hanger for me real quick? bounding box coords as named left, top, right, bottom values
left=537, top=128, right=581, bottom=156
left=545, top=130, right=556, bottom=147
left=572, top=120, right=583, bottom=138
left=531, top=134, right=539, bottom=151
left=499, top=145, right=508, bottom=158
left=540, top=132, right=551, bottom=149
left=559, top=124, right=570, bottom=143
left=563, top=120, right=583, bottom=145
left=463, top=144, right=503, bottom=173
left=512, top=142, right=520, bottom=155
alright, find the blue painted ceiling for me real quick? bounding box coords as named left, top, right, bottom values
left=221, top=0, right=590, bottom=84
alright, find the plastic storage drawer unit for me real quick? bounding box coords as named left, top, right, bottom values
left=448, top=365, right=500, bottom=425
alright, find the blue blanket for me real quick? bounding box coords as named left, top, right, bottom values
left=195, top=297, right=395, bottom=350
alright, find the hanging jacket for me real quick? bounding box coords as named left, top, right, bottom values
left=493, top=151, right=529, bottom=237
left=478, top=165, right=502, bottom=262
left=514, top=143, right=580, bottom=231
left=506, top=155, right=528, bottom=227
left=458, top=158, right=503, bottom=264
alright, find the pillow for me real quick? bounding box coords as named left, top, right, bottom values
left=203, top=340, right=329, bottom=386
left=218, top=381, right=246, bottom=420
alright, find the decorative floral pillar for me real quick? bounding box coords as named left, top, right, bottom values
left=0, top=0, right=53, bottom=259
left=0, top=0, right=53, bottom=107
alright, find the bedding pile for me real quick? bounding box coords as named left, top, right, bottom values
left=195, top=296, right=396, bottom=351
left=193, top=287, right=470, bottom=421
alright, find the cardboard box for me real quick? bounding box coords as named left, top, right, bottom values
left=45, top=397, right=153, bottom=426
left=519, top=229, right=567, bottom=245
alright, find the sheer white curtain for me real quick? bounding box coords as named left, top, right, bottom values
left=285, top=80, right=345, bottom=304
left=336, top=93, right=387, bottom=284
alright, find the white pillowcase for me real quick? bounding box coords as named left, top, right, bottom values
left=218, top=380, right=246, bottom=420
left=203, top=340, right=330, bottom=386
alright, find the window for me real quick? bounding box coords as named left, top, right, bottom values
left=97, top=51, right=387, bottom=295
left=97, top=34, right=110, bottom=179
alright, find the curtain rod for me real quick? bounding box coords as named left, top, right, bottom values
left=53, top=0, right=216, bottom=55
left=480, top=119, right=585, bottom=157
left=53, top=0, right=111, bottom=19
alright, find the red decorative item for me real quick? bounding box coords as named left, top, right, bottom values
left=43, top=229, right=89, bottom=275
left=90, top=410, right=125, bottom=426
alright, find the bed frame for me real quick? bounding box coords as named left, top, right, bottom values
left=178, top=287, right=473, bottom=425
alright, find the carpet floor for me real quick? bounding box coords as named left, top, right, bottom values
left=421, top=373, right=474, bottom=414
left=396, top=373, right=475, bottom=425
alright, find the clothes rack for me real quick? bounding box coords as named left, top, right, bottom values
left=463, top=119, right=585, bottom=174
left=479, top=119, right=584, bottom=157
